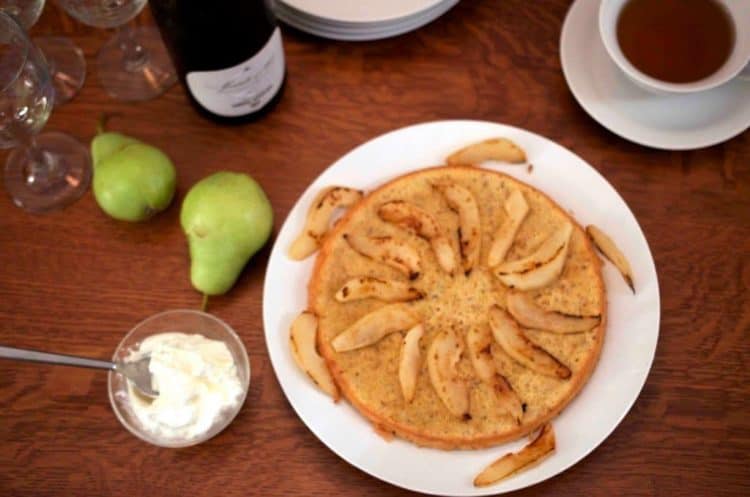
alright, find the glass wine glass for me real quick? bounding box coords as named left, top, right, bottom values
left=0, top=0, right=86, bottom=105
left=56, top=0, right=176, bottom=102
left=0, top=0, right=44, bottom=28
left=0, top=12, right=91, bottom=212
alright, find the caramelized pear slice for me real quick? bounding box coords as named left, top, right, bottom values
left=332, top=304, right=418, bottom=352
left=466, top=326, right=523, bottom=422
left=489, top=307, right=571, bottom=379
left=586, top=225, right=635, bottom=293
left=398, top=324, right=424, bottom=403
left=474, top=424, right=555, bottom=487
left=495, top=241, right=569, bottom=291
left=466, top=326, right=496, bottom=382
left=434, top=182, right=481, bottom=274
left=289, top=186, right=363, bottom=260
left=447, top=138, right=527, bottom=166
left=427, top=330, right=470, bottom=418
left=489, top=373, right=524, bottom=423
left=487, top=190, right=530, bottom=267
left=344, top=232, right=421, bottom=280
left=334, top=276, right=423, bottom=303
left=495, top=222, right=572, bottom=274
left=494, top=223, right=572, bottom=291
left=289, top=312, right=339, bottom=400
left=506, top=291, right=600, bottom=333
left=378, top=200, right=456, bottom=274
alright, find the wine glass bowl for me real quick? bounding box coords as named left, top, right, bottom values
left=0, top=0, right=87, bottom=106
left=0, top=0, right=44, bottom=30
left=0, top=23, right=53, bottom=150
left=57, top=0, right=147, bottom=29
left=0, top=11, right=91, bottom=213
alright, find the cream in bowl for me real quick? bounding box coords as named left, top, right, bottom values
left=109, top=310, right=250, bottom=448
left=126, top=332, right=243, bottom=440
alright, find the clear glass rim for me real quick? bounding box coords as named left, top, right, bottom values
left=107, top=309, right=251, bottom=448
left=0, top=11, right=30, bottom=94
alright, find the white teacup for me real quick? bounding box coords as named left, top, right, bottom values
left=599, top=0, right=750, bottom=94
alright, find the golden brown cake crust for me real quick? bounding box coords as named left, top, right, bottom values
left=309, top=166, right=606, bottom=450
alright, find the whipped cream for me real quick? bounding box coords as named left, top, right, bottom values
left=126, top=332, right=244, bottom=441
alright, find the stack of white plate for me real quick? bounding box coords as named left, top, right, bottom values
left=272, top=0, right=460, bottom=41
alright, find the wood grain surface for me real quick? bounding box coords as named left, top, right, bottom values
left=1, top=1, right=749, bottom=496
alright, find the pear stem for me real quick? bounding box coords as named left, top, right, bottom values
left=96, top=112, right=121, bottom=135
left=201, top=294, right=209, bottom=312
left=96, top=115, right=106, bottom=135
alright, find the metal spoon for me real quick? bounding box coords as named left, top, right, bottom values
left=0, top=345, right=158, bottom=398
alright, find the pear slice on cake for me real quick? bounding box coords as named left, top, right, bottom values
left=289, top=187, right=363, bottom=260
left=433, top=182, right=481, bottom=275
left=290, top=312, right=339, bottom=400
left=378, top=200, right=456, bottom=274
left=427, top=330, right=470, bottom=419
left=344, top=232, right=422, bottom=280
left=335, top=277, right=423, bottom=303
left=331, top=304, right=418, bottom=352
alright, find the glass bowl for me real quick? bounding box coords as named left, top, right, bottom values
left=108, top=310, right=250, bottom=448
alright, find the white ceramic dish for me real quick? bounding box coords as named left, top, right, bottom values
left=274, top=0, right=458, bottom=41
left=279, top=0, right=448, bottom=24
left=560, top=0, right=750, bottom=150
left=109, top=310, right=250, bottom=448
left=263, top=120, right=660, bottom=495
left=275, top=0, right=454, bottom=28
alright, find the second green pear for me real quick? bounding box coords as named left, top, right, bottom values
left=91, top=131, right=176, bottom=222
left=181, top=172, right=273, bottom=296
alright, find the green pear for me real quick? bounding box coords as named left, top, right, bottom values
left=91, top=132, right=139, bottom=165
left=181, top=172, right=273, bottom=296
left=91, top=131, right=176, bottom=222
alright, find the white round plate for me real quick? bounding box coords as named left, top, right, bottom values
left=263, top=120, right=660, bottom=496
left=275, top=0, right=455, bottom=30
left=280, top=0, right=446, bottom=24
left=561, top=0, right=750, bottom=150
left=275, top=0, right=458, bottom=41
left=275, top=0, right=455, bottom=28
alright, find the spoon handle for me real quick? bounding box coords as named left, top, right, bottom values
left=0, top=346, right=114, bottom=371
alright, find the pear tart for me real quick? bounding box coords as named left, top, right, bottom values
left=298, top=165, right=606, bottom=450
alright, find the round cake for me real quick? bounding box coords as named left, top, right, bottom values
left=308, top=166, right=606, bottom=449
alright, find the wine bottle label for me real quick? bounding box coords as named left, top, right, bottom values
left=186, top=28, right=285, bottom=117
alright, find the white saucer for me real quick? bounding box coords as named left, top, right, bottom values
left=560, top=0, right=750, bottom=150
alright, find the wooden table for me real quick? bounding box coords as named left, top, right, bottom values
left=1, top=1, right=748, bottom=496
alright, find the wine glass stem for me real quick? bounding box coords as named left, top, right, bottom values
left=116, top=24, right=149, bottom=73
left=23, top=136, right=63, bottom=191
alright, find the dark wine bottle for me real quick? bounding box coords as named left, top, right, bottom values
left=149, top=0, right=286, bottom=123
